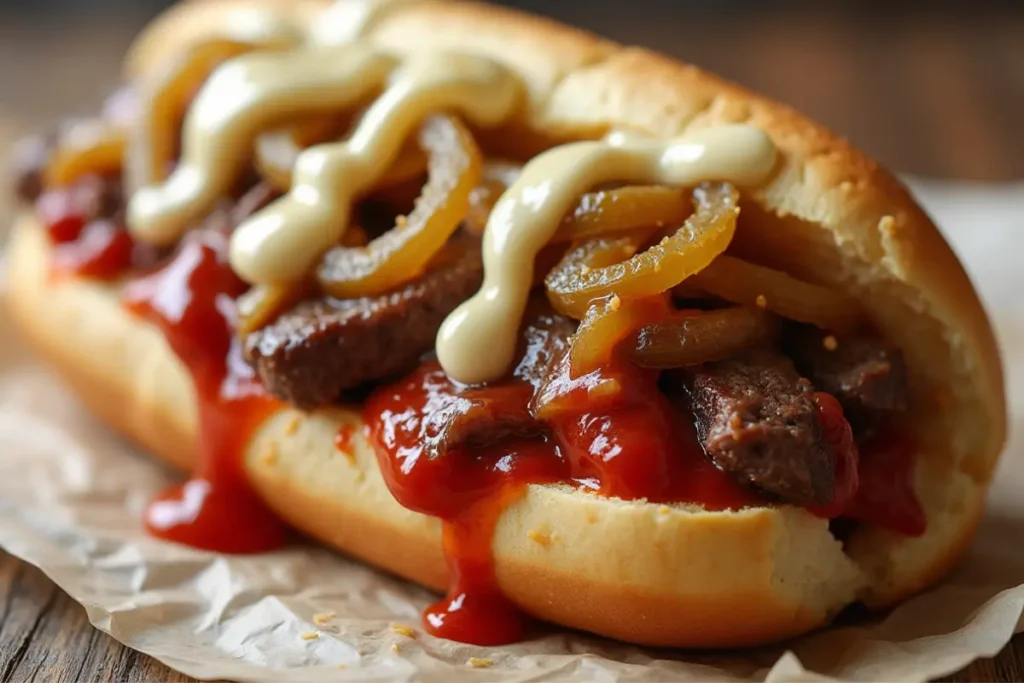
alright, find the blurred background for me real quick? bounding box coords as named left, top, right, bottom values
left=0, top=0, right=1022, bottom=179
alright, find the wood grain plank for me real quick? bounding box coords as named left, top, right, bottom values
left=0, top=555, right=61, bottom=681
left=4, top=582, right=97, bottom=683
left=941, top=641, right=1024, bottom=683
left=0, top=553, right=195, bottom=683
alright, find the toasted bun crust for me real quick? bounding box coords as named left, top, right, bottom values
left=6, top=0, right=1004, bottom=647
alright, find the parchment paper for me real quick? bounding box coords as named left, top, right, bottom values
left=0, top=177, right=1021, bottom=682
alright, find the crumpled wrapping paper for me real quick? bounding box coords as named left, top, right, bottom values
left=0, top=178, right=1021, bottom=682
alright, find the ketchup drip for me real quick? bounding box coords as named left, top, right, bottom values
left=809, top=392, right=924, bottom=536
left=51, top=218, right=136, bottom=278
left=37, top=177, right=161, bottom=279
left=807, top=392, right=860, bottom=519
left=540, top=355, right=758, bottom=507
left=122, top=230, right=288, bottom=553
left=366, top=365, right=565, bottom=645
left=366, top=360, right=757, bottom=645
left=426, top=440, right=562, bottom=646
left=844, top=433, right=926, bottom=536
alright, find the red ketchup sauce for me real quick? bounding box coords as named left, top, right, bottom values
left=36, top=177, right=157, bottom=279
left=809, top=393, right=925, bottom=536
left=807, top=392, right=860, bottom=518
left=37, top=171, right=925, bottom=637
left=121, top=230, right=288, bottom=553
left=365, top=359, right=758, bottom=645
left=844, top=433, right=926, bottom=536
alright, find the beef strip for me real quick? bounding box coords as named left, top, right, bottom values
left=679, top=348, right=836, bottom=507
left=423, top=383, right=540, bottom=459
left=421, top=304, right=573, bottom=458
left=785, top=325, right=908, bottom=437
left=245, top=238, right=483, bottom=409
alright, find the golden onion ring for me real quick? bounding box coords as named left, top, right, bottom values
left=628, top=306, right=780, bottom=368
left=689, top=255, right=863, bottom=332
left=370, top=140, right=429, bottom=189
left=127, top=39, right=263, bottom=191
left=467, top=182, right=689, bottom=244
left=316, top=115, right=482, bottom=298
left=546, top=182, right=739, bottom=319
left=44, top=120, right=126, bottom=187
left=544, top=233, right=651, bottom=320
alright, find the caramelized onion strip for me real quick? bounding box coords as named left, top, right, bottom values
left=545, top=182, right=739, bottom=319
left=628, top=306, right=780, bottom=368
left=468, top=184, right=692, bottom=244
left=568, top=295, right=670, bottom=376
left=690, top=255, right=863, bottom=332
left=567, top=296, right=778, bottom=377
left=127, top=39, right=265, bottom=192
left=44, top=121, right=126, bottom=187
left=544, top=234, right=651, bottom=320
left=555, top=185, right=690, bottom=243
left=236, top=283, right=308, bottom=337
left=316, top=115, right=481, bottom=298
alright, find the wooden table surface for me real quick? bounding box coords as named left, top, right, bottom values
left=0, top=6, right=1022, bottom=682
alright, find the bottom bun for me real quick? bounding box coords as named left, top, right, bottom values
left=5, top=214, right=986, bottom=648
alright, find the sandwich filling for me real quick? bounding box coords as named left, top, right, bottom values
left=12, top=0, right=926, bottom=646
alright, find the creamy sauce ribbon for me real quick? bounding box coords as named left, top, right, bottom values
left=123, top=0, right=779, bottom=388
left=126, top=35, right=301, bottom=196
left=228, top=52, right=520, bottom=284
left=128, top=45, right=398, bottom=246
left=436, top=125, right=778, bottom=385
left=124, top=3, right=311, bottom=219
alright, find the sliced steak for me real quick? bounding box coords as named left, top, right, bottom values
left=513, top=304, right=577, bottom=392
left=785, top=325, right=908, bottom=437
left=679, top=349, right=835, bottom=507
left=245, top=239, right=483, bottom=409
left=421, top=304, right=573, bottom=458
left=423, top=382, right=539, bottom=459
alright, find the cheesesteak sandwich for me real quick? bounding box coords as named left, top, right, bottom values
left=5, top=0, right=1006, bottom=648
